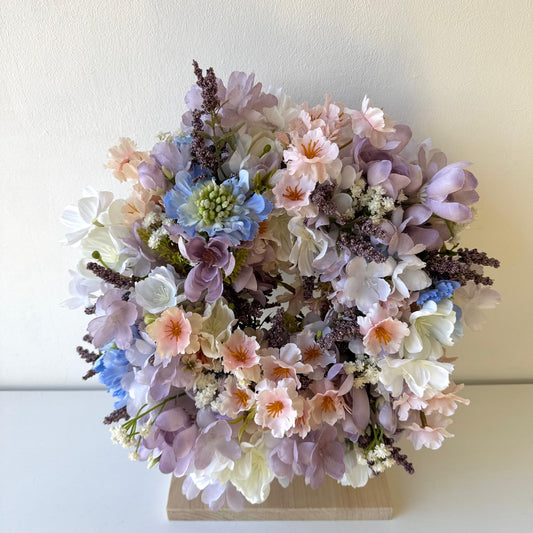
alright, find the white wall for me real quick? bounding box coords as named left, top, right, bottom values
left=1, top=0, right=531, bottom=388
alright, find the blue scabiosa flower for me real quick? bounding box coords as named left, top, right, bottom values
left=94, top=343, right=131, bottom=409
left=417, top=280, right=461, bottom=306
left=164, top=169, right=272, bottom=245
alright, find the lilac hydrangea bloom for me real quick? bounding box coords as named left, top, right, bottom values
left=298, top=426, right=345, bottom=489
left=138, top=141, right=189, bottom=193
left=87, top=289, right=138, bottom=349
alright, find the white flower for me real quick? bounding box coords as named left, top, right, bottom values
left=61, top=187, right=113, bottom=245
left=391, top=256, right=431, bottom=299
left=340, top=449, right=371, bottom=488
left=133, top=266, right=179, bottom=313
left=333, top=256, right=395, bottom=313
left=403, top=299, right=456, bottom=360
left=379, top=356, right=454, bottom=398
left=287, top=217, right=330, bottom=276
left=454, top=281, right=501, bottom=331
left=63, top=268, right=102, bottom=309
left=199, top=298, right=236, bottom=358
left=228, top=436, right=275, bottom=504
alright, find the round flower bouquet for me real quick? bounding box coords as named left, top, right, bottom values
left=63, top=62, right=500, bottom=511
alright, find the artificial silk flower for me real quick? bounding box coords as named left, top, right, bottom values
left=146, top=306, right=193, bottom=358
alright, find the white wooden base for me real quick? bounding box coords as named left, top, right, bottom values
left=167, top=474, right=393, bottom=520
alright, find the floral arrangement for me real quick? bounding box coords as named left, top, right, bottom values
left=63, top=62, right=500, bottom=510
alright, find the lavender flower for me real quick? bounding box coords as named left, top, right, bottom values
left=87, top=289, right=138, bottom=349
left=181, top=236, right=235, bottom=302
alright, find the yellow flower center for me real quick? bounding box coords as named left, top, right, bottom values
left=272, top=366, right=292, bottom=379
left=321, top=395, right=335, bottom=413
left=166, top=320, right=182, bottom=341
left=282, top=185, right=305, bottom=202
left=228, top=345, right=250, bottom=364
left=303, top=345, right=322, bottom=362
left=266, top=400, right=284, bottom=418
left=302, top=139, right=322, bottom=159
left=232, top=389, right=249, bottom=408
left=374, top=325, right=392, bottom=345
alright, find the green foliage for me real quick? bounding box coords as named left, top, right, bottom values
left=137, top=228, right=191, bottom=276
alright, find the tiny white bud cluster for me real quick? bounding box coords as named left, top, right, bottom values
left=109, top=424, right=136, bottom=448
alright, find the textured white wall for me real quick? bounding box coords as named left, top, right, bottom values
left=1, top=0, right=531, bottom=388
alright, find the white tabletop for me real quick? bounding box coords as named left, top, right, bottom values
left=1, top=385, right=531, bottom=532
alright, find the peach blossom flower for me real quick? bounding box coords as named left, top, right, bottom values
left=221, top=330, right=260, bottom=372
left=393, top=392, right=428, bottom=421
left=424, top=383, right=470, bottom=416
left=272, top=171, right=316, bottom=212
left=254, top=379, right=301, bottom=438
left=106, top=138, right=148, bottom=182
left=296, top=330, right=336, bottom=369
left=350, top=96, right=395, bottom=149
left=122, top=183, right=155, bottom=225
left=308, top=377, right=353, bottom=428
left=218, top=376, right=254, bottom=418
left=287, top=398, right=312, bottom=439
left=146, top=306, right=192, bottom=359
left=357, top=304, right=410, bottom=356
left=405, top=413, right=453, bottom=450
left=260, top=344, right=313, bottom=387
left=284, top=128, right=341, bottom=183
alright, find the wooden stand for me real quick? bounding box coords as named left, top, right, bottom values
left=167, top=474, right=393, bottom=520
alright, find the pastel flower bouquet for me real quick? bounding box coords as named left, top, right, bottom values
left=63, top=62, right=500, bottom=511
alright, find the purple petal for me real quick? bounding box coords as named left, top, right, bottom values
left=367, top=160, right=392, bottom=186
left=156, top=408, right=188, bottom=432
left=425, top=198, right=473, bottom=223
left=425, top=166, right=465, bottom=200
left=173, top=425, right=198, bottom=458
left=159, top=447, right=177, bottom=474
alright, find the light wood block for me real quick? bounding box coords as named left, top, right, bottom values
left=167, top=474, right=393, bottom=520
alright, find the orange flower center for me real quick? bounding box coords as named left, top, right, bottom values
left=232, top=389, right=249, bottom=408
left=302, top=139, right=322, bottom=159
left=272, top=366, right=292, bottom=379
left=282, top=185, right=305, bottom=202
left=258, top=220, right=269, bottom=235
left=166, top=319, right=182, bottom=341
left=303, top=345, right=322, bottom=362
left=321, top=395, right=335, bottom=413
left=228, top=345, right=250, bottom=364
left=266, top=400, right=284, bottom=418
left=373, top=325, right=392, bottom=345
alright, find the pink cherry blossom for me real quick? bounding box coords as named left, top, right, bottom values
left=350, top=96, right=395, bottom=149
left=357, top=304, right=410, bottom=356
left=284, top=128, right=340, bottom=183
left=254, top=379, right=301, bottom=438
left=220, top=330, right=260, bottom=372
left=218, top=376, right=255, bottom=418
left=146, top=307, right=192, bottom=359
left=272, top=171, right=316, bottom=212
left=260, top=344, right=313, bottom=387
left=405, top=413, right=454, bottom=450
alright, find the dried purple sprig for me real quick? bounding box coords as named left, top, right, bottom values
left=82, top=368, right=96, bottom=381
left=424, top=248, right=499, bottom=286
left=103, top=406, right=130, bottom=425
left=318, top=309, right=362, bottom=350
left=302, top=276, right=315, bottom=300
left=338, top=232, right=386, bottom=264
left=76, top=346, right=100, bottom=364
left=265, top=308, right=290, bottom=349
left=382, top=435, right=415, bottom=475
left=86, top=261, right=139, bottom=289
left=190, top=60, right=228, bottom=175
